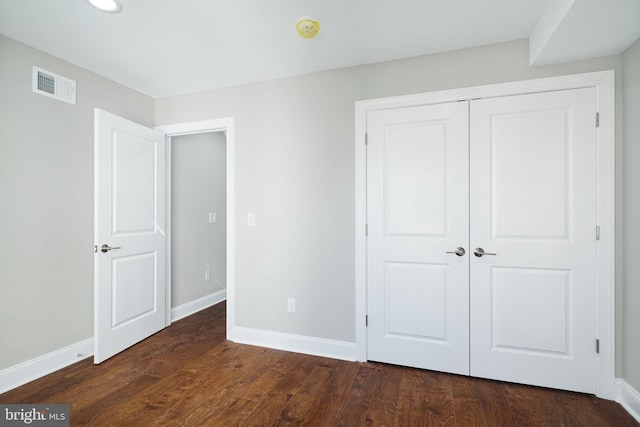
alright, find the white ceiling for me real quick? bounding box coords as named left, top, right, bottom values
left=1, top=0, right=638, bottom=98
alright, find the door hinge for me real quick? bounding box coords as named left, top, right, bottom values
left=365, top=224, right=368, bottom=236
left=365, top=132, right=368, bottom=145
left=596, top=112, right=600, bottom=128
left=366, top=315, right=368, bottom=327
left=596, top=338, right=600, bottom=354
left=596, top=226, right=600, bottom=240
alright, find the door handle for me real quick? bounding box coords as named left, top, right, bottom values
left=101, top=244, right=122, bottom=253
left=474, top=247, right=496, bottom=257
left=445, top=247, right=466, bottom=257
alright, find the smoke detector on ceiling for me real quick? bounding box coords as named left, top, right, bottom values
left=296, top=17, right=320, bottom=39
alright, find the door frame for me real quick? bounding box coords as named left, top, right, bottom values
left=354, top=70, right=616, bottom=399
left=155, top=118, right=235, bottom=339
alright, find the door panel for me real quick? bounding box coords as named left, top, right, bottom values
left=469, top=88, right=597, bottom=393
left=94, top=109, right=166, bottom=364
left=385, top=262, right=447, bottom=340
left=367, top=102, right=470, bottom=375
left=384, top=121, right=447, bottom=236
left=490, top=109, right=570, bottom=239
left=111, top=252, right=157, bottom=329
left=113, top=131, right=158, bottom=234
left=490, top=267, right=571, bottom=355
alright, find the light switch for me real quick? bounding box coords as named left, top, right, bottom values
left=209, top=212, right=217, bottom=223
left=247, top=213, right=256, bottom=227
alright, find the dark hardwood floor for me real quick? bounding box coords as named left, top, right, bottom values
left=1, top=302, right=636, bottom=426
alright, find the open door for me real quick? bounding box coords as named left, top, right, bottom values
left=94, top=109, right=166, bottom=364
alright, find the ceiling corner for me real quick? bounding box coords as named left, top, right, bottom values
left=529, top=0, right=640, bottom=67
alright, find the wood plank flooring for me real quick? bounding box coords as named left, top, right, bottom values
left=1, top=302, right=636, bottom=426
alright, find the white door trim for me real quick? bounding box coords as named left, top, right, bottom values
left=354, top=70, right=616, bottom=399
left=155, top=118, right=235, bottom=340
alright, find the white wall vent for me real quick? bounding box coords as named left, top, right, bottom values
left=32, top=66, right=76, bottom=105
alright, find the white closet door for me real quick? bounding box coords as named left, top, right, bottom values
left=469, top=87, right=598, bottom=393
left=367, top=102, right=470, bottom=375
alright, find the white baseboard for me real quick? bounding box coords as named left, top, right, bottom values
left=617, top=378, right=640, bottom=422
left=171, top=289, right=226, bottom=322
left=0, top=338, right=93, bottom=394
left=230, top=326, right=356, bottom=362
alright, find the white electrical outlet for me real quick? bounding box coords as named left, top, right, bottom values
left=205, top=270, right=211, bottom=281
left=287, top=298, right=296, bottom=313
left=209, top=212, right=217, bottom=223
left=247, top=213, right=256, bottom=227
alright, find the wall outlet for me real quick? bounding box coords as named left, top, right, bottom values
left=287, top=298, right=296, bottom=313
left=209, top=212, right=217, bottom=223
left=205, top=270, right=211, bottom=281
left=247, top=213, right=256, bottom=227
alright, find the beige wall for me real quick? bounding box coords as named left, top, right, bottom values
left=0, top=35, right=155, bottom=370
left=156, top=39, right=624, bottom=355
left=171, top=132, right=227, bottom=307
left=622, top=37, right=640, bottom=391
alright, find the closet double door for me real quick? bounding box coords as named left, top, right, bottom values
left=366, top=88, right=598, bottom=393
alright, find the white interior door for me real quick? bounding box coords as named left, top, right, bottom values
left=94, top=109, right=166, bottom=364
left=366, top=102, right=470, bottom=375
left=469, top=88, right=598, bottom=393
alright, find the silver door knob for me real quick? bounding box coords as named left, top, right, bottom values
left=474, top=247, right=496, bottom=257
left=446, top=247, right=466, bottom=257
left=101, top=244, right=122, bottom=253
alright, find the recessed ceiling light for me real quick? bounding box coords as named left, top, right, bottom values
left=86, top=0, right=122, bottom=13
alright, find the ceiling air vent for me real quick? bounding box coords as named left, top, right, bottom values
left=32, top=66, right=76, bottom=105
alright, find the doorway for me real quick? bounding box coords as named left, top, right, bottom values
left=170, top=131, right=227, bottom=321
left=156, top=118, right=236, bottom=339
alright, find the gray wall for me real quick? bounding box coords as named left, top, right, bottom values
left=155, top=39, right=624, bottom=351
left=171, top=132, right=227, bottom=307
left=622, top=37, right=640, bottom=391
left=0, top=35, right=155, bottom=370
